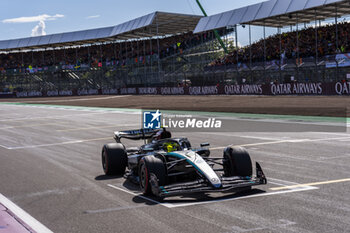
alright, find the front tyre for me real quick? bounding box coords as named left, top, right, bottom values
left=102, top=143, right=127, bottom=175
left=138, top=155, right=166, bottom=196
left=223, top=146, right=252, bottom=177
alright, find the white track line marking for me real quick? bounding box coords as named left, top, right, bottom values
left=107, top=184, right=162, bottom=205
left=57, top=124, right=138, bottom=132
left=4, top=135, right=350, bottom=151
left=312, top=132, right=350, bottom=136
left=10, top=187, right=83, bottom=201
left=0, top=122, right=68, bottom=130
left=0, top=144, right=11, bottom=150
left=255, top=177, right=315, bottom=192
left=238, top=136, right=290, bottom=141
left=0, top=112, right=106, bottom=122
left=270, top=178, right=350, bottom=191
left=4, top=137, right=111, bottom=150
left=17, top=95, right=131, bottom=103
left=268, top=181, right=291, bottom=186
left=268, top=178, right=302, bottom=185
left=210, top=136, right=350, bottom=150
left=210, top=139, right=307, bottom=150
left=84, top=205, right=146, bottom=214
left=107, top=177, right=318, bottom=209
left=306, top=137, right=350, bottom=142
left=0, top=193, right=53, bottom=233
left=319, top=154, right=350, bottom=160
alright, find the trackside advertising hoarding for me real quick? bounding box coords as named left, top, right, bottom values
left=1, top=82, right=350, bottom=98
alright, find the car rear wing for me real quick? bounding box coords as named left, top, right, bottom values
left=114, top=128, right=161, bottom=142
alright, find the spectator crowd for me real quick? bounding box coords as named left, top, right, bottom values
left=0, top=31, right=216, bottom=73
left=3, top=20, right=347, bottom=73
left=209, top=21, right=350, bottom=67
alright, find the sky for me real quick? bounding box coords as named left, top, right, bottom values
left=0, top=0, right=265, bottom=41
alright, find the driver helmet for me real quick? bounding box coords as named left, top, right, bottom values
left=163, top=142, right=179, bottom=152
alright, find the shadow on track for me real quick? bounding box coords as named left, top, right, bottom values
left=95, top=174, right=123, bottom=180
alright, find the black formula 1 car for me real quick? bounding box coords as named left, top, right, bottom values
left=101, top=128, right=267, bottom=197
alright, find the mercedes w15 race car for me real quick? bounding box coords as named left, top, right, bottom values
left=101, top=128, right=267, bottom=197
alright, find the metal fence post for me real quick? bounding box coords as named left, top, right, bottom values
left=335, top=4, right=339, bottom=81
left=263, top=21, right=266, bottom=82
left=249, top=24, right=252, bottom=83
left=235, top=24, right=239, bottom=83
left=315, top=9, right=319, bottom=82
left=156, top=14, right=161, bottom=85
left=150, top=36, right=153, bottom=86
left=279, top=23, right=282, bottom=83
left=296, top=13, right=300, bottom=81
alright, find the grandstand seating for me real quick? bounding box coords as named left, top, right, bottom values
left=208, top=21, right=350, bottom=67
left=0, top=31, right=219, bottom=73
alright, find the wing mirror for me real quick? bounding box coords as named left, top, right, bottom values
left=200, top=142, right=210, bottom=147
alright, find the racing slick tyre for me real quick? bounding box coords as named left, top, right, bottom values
left=102, top=143, right=127, bottom=175
left=138, top=155, right=166, bottom=196
left=223, top=146, right=252, bottom=177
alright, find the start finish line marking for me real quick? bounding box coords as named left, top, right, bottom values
left=106, top=177, right=318, bottom=209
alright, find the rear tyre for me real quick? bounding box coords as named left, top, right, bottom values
left=139, top=155, right=166, bottom=196
left=223, top=146, right=252, bottom=177
left=102, top=143, right=127, bottom=175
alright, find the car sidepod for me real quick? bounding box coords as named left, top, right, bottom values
left=167, top=151, right=222, bottom=188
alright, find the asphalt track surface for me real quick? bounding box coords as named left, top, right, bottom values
left=0, top=103, right=349, bottom=233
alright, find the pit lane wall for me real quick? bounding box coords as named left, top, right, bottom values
left=1, top=82, right=350, bottom=98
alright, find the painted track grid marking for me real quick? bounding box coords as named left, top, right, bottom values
left=210, top=136, right=350, bottom=150
left=56, top=123, right=139, bottom=132
left=2, top=135, right=350, bottom=151
left=0, top=112, right=108, bottom=122
left=1, top=137, right=112, bottom=150
left=0, top=122, right=70, bottom=130
left=107, top=177, right=318, bottom=209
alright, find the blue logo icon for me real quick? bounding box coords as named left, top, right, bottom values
left=143, top=110, right=161, bottom=129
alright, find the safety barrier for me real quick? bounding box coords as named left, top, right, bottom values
left=1, top=82, right=350, bottom=98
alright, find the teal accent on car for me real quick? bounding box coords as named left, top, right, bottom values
left=167, top=152, right=204, bottom=176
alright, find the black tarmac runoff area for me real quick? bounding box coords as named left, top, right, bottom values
left=0, top=103, right=349, bottom=233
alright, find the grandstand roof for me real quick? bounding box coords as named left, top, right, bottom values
left=194, top=0, right=350, bottom=33
left=0, top=11, right=202, bottom=52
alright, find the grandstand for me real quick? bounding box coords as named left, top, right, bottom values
left=0, top=11, right=210, bottom=92
left=194, top=0, right=350, bottom=85
left=1, top=0, right=350, bottom=95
